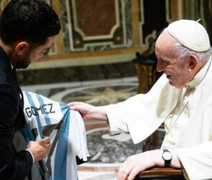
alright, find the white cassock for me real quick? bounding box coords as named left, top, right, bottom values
left=105, top=57, right=212, bottom=180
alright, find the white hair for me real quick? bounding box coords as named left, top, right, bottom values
left=172, top=41, right=212, bottom=63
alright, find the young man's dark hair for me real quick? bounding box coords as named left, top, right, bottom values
left=0, top=0, right=61, bottom=47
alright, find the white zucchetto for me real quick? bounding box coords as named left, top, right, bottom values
left=167, top=19, right=210, bottom=52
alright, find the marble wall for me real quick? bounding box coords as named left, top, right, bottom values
left=16, top=0, right=169, bottom=85
left=2, top=0, right=212, bottom=86
left=14, top=0, right=173, bottom=71
left=17, top=61, right=137, bottom=85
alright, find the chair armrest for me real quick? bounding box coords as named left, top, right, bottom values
left=135, top=167, right=185, bottom=180
left=139, top=167, right=183, bottom=176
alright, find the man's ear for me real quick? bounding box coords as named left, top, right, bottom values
left=15, top=41, right=29, bottom=55
left=187, top=55, right=198, bottom=71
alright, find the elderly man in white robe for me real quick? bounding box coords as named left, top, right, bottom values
left=70, top=19, right=212, bottom=180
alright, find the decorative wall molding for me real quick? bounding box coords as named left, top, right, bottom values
left=63, top=0, right=132, bottom=52
left=139, top=0, right=171, bottom=47
left=1, top=0, right=211, bottom=69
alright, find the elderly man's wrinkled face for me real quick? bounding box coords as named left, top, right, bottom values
left=155, top=31, right=192, bottom=89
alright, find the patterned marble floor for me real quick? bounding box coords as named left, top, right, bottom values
left=21, top=77, right=164, bottom=180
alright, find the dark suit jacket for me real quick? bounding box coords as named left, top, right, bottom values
left=0, top=46, right=32, bottom=180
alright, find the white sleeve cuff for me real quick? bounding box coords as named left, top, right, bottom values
left=25, top=149, right=34, bottom=163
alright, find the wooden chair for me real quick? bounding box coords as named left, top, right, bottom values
left=134, top=167, right=185, bottom=180
left=132, top=43, right=163, bottom=94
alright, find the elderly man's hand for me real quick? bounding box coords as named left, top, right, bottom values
left=69, top=102, right=108, bottom=121
left=116, top=149, right=164, bottom=180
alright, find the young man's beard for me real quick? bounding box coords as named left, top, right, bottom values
left=15, top=60, right=30, bottom=69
